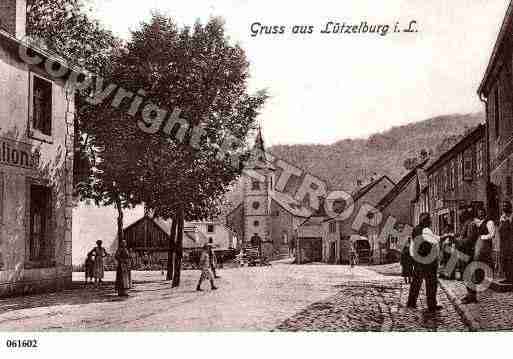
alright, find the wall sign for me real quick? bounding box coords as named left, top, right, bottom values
left=0, top=137, right=39, bottom=170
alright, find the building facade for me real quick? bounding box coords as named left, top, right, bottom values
left=368, top=161, right=428, bottom=264
left=478, top=1, right=513, bottom=277
left=425, top=125, right=487, bottom=237
left=321, top=176, right=394, bottom=264
left=226, top=129, right=310, bottom=259
left=0, top=0, right=75, bottom=296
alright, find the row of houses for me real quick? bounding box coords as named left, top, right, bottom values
left=292, top=123, right=490, bottom=269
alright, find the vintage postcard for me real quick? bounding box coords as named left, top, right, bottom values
left=1, top=0, right=513, bottom=354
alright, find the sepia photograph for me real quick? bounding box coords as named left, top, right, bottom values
left=1, top=0, right=513, bottom=355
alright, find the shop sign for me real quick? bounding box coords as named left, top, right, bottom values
left=0, top=137, right=40, bottom=170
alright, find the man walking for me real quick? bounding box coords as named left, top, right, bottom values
left=208, top=239, right=220, bottom=279
left=196, top=244, right=218, bottom=291
left=499, top=201, right=513, bottom=284
left=407, top=212, right=443, bottom=312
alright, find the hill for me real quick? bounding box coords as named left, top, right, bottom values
left=268, top=112, right=485, bottom=192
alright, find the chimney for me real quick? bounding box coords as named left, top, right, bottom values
left=0, top=0, right=27, bottom=39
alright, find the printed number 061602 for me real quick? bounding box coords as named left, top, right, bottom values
left=6, top=339, right=38, bottom=348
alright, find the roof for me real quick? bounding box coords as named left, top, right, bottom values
left=271, top=190, right=312, bottom=218
left=377, top=159, right=429, bottom=211
left=321, top=175, right=395, bottom=223
left=124, top=216, right=210, bottom=248
left=0, top=29, right=82, bottom=78
left=351, top=175, right=395, bottom=202
left=478, top=0, right=513, bottom=96
left=425, top=124, right=485, bottom=174
left=123, top=216, right=170, bottom=239
left=298, top=197, right=329, bottom=227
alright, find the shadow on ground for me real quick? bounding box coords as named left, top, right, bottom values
left=0, top=282, right=130, bottom=313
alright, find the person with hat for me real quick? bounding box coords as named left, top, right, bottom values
left=196, top=243, right=218, bottom=291
left=499, top=200, right=513, bottom=284
left=89, top=240, right=108, bottom=287
left=461, top=206, right=495, bottom=304
left=407, top=212, right=443, bottom=312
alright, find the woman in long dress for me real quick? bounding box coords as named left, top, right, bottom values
left=115, top=240, right=131, bottom=297
left=89, top=240, right=108, bottom=286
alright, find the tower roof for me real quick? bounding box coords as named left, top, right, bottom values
left=247, top=126, right=275, bottom=170
left=255, top=126, right=265, bottom=152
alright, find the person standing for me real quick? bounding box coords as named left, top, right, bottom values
left=456, top=210, right=476, bottom=281
left=400, top=238, right=413, bottom=284
left=250, top=233, right=262, bottom=257
left=461, top=207, right=495, bottom=304
left=84, top=253, right=95, bottom=285
left=208, top=239, right=219, bottom=279
left=89, top=240, right=108, bottom=286
left=498, top=201, right=513, bottom=284
left=407, top=212, right=443, bottom=312
left=196, top=244, right=218, bottom=291
left=115, top=240, right=131, bottom=297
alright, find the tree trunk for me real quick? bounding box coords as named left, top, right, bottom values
left=166, top=211, right=178, bottom=281
left=171, top=204, right=184, bottom=287
left=115, top=196, right=124, bottom=243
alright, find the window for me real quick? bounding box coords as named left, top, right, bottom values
left=463, top=148, right=473, bottom=181
left=207, top=224, right=214, bottom=233
left=494, top=85, right=500, bottom=139
left=28, top=185, right=52, bottom=263
left=253, top=220, right=260, bottom=227
left=282, top=233, right=288, bottom=244
left=441, top=167, right=447, bottom=193
left=251, top=180, right=260, bottom=191
left=507, top=176, right=513, bottom=197
left=252, top=201, right=260, bottom=210
left=450, top=160, right=455, bottom=190
left=30, top=74, right=53, bottom=139
left=476, top=141, right=484, bottom=177
left=457, top=153, right=463, bottom=186
left=328, top=221, right=336, bottom=233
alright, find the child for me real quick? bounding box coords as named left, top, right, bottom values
left=85, top=253, right=95, bottom=284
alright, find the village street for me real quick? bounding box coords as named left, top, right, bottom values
left=0, top=262, right=470, bottom=331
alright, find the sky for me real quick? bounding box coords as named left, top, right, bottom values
left=88, top=0, right=508, bottom=146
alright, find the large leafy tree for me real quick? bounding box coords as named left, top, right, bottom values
left=91, top=14, right=267, bottom=285
left=27, top=0, right=119, bottom=196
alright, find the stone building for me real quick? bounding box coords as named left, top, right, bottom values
left=367, top=160, right=428, bottom=264
left=321, top=176, right=394, bottom=264
left=295, top=197, right=327, bottom=264
left=0, top=0, right=76, bottom=296
left=226, top=129, right=310, bottom=259
left=425, top=125, right=486, bottom=237
left=478, top=1, right=513, bottom=278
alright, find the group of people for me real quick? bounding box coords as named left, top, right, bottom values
left=84, top=239, right=132, bottom=297
left=401, top=202, right=509, bottom=312
left=85, top=238, right=221, bottom=296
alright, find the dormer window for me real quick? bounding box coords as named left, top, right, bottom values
left=29, top=73, right=53, bottom=142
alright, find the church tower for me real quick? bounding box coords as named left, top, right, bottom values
left=242, top=127, right=275, bottom=250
